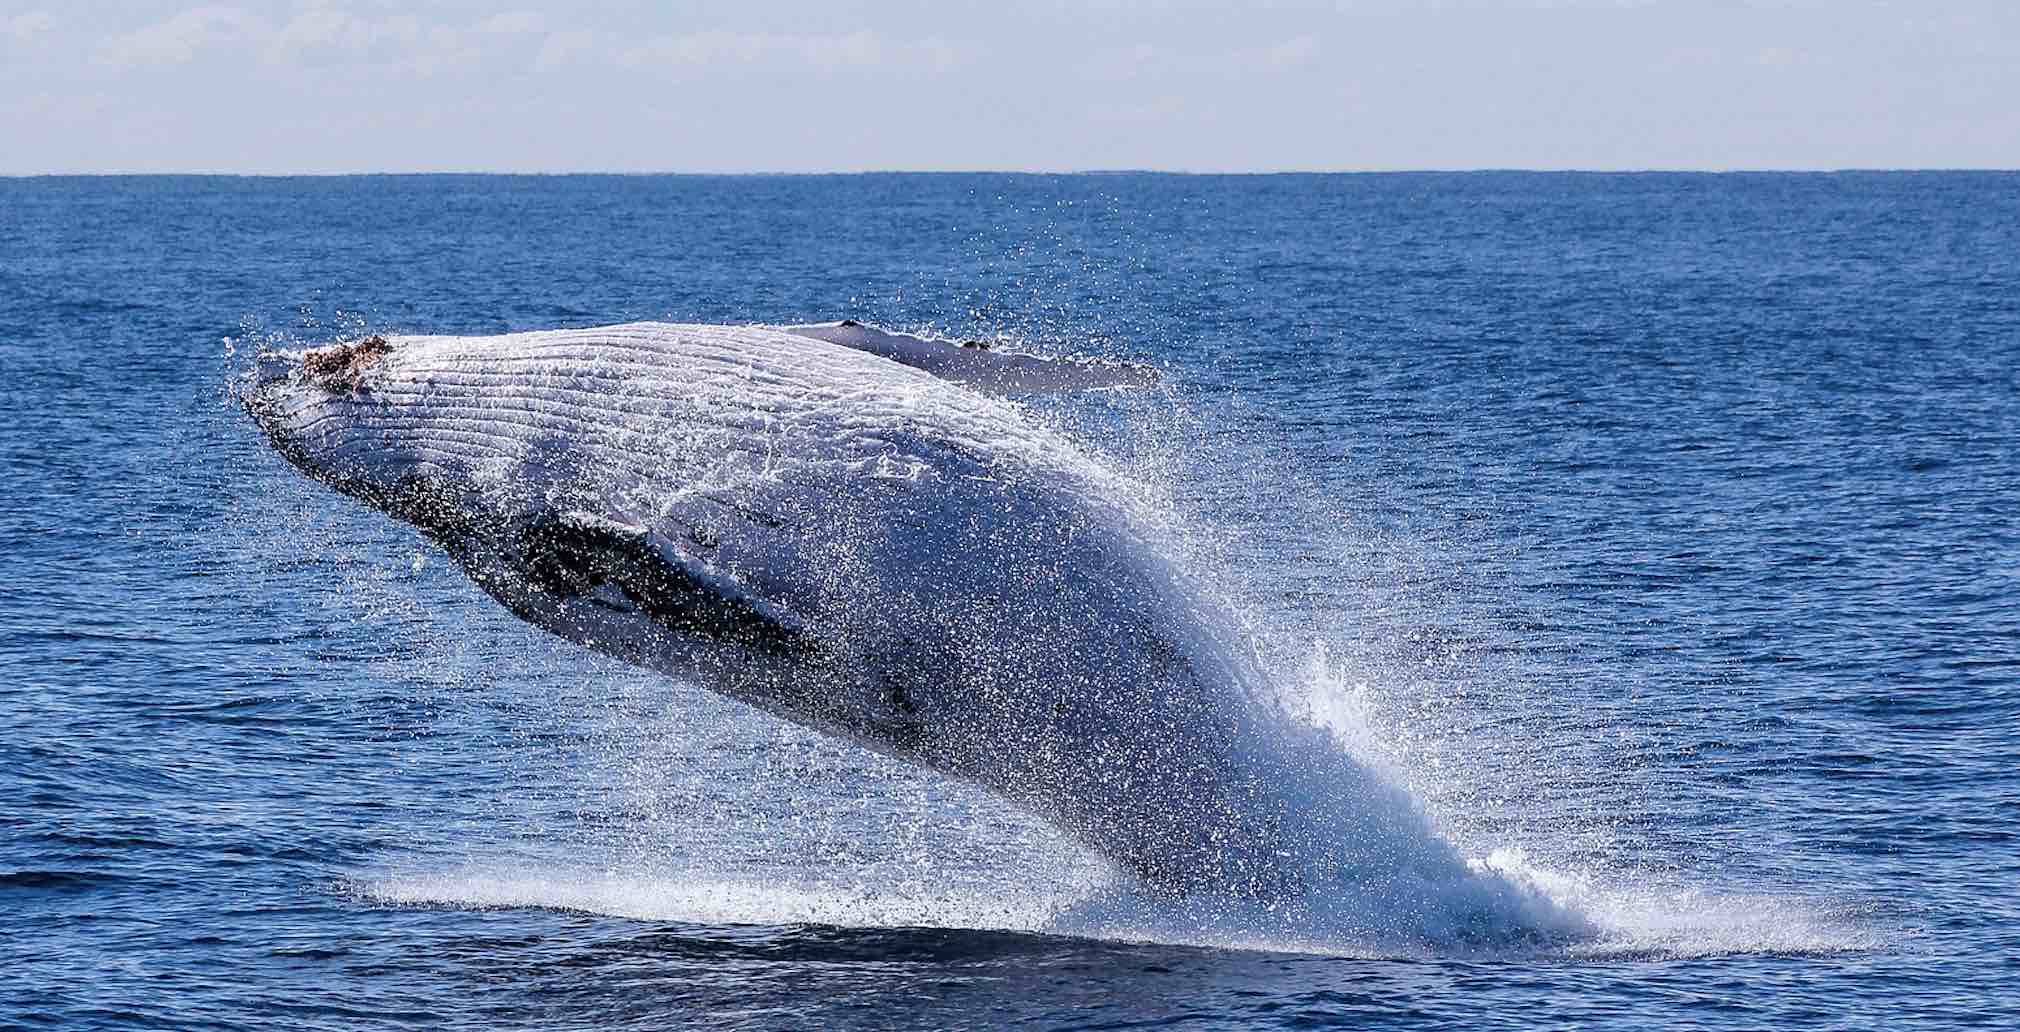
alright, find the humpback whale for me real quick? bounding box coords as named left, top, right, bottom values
left=243, top=320, right=1467, bottom=903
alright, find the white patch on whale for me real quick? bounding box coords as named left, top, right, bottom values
left=244, top=320, right=1582, bottom=940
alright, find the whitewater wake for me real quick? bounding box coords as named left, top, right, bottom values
left=337, top=641, right=1876, bottom=961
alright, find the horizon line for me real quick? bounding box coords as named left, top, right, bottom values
left=5, top=166, right=2019, bottom=180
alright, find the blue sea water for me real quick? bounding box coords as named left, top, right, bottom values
left=1, top=172, right=2016, bottom=1030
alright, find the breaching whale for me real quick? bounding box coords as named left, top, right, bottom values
left=243, top=320, right=1470, bottom=903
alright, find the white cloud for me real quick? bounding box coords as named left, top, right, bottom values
left=1085, top=35, right=1320, bottom=82
left=89, top=5, right=556, bottom=78
left=33, top=0, right=2016, bottom=173
left=533, top=28, right=596, bottom=71
left=1082, top=43, right=1161, bottom=81
left=269, top=9, right=496, bottom=76
left=271, top=8, right=417, bottom=61
left=476, top=12, right=546, bottom=37
left=3, top=10, right=54, bottom=47
left=1242, top=34, right=1319, bottom=69
left=96, top=6, right=265, bottom=68
left=614, top=30, right=969, bottom=77
left=90, top=8, right=964, bottom=83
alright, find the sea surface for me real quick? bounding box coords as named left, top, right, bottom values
left=1, top=172, right=2015, bottom=1030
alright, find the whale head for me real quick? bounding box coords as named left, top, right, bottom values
left=247, top=330, right=879, bottom=732
left=245, top=335, right=467, bottom=523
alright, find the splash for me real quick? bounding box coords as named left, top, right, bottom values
left=356, top=867, right=1069, bottom=934
left=327, top=573, right=1879, bottom=960
left=1478, top=849, right=1886, bottom=959
left=351, top=852, right=1876, bottom=961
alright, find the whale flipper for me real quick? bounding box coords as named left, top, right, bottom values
left=781, top=321, right=1158, bottom=395
left=522, top=509, right=808, bottom=657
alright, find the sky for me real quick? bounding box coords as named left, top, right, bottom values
left=2, top=1, right=2015, bottom=174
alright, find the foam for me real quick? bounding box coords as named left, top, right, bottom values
left=354, top=866, right=1072, bottom=934
left=351, top=852, right=1874, bottom=960
left=1472, top=849, right=1885, bottom=959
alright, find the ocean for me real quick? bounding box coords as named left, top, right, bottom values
left=1, top=172, right=2015, bottom=1029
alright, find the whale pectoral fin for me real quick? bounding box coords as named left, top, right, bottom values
left=781, top=321, right=1159, bottom=395
left=524, top=510, right=809, bottom=657
left=521, top=510, right=642, bottom=597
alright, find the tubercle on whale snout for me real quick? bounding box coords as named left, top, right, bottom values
left=299, top=335, right=392, bottom=393
left=235, top=334, right=393, bottom=447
